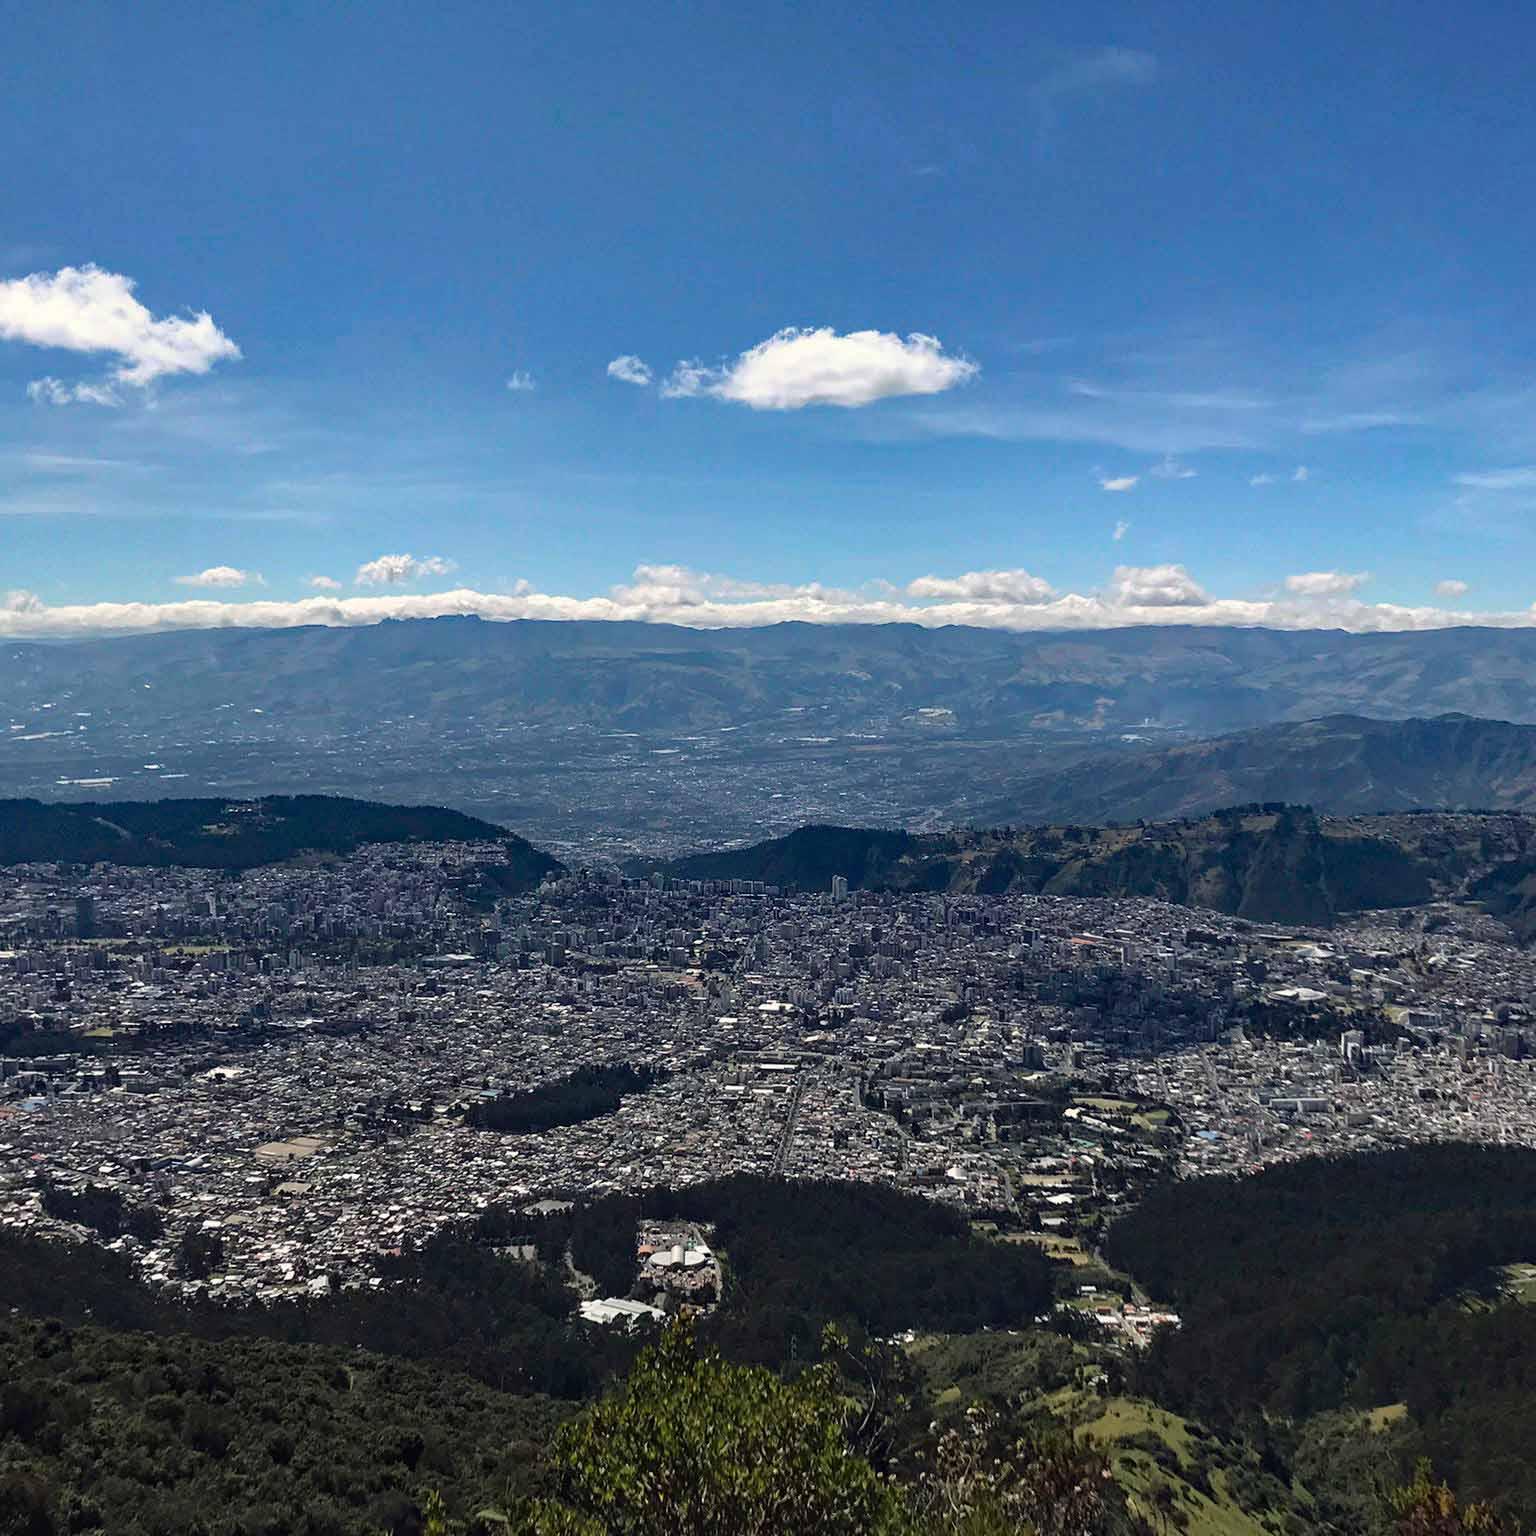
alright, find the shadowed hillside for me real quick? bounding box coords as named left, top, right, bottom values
left=653, top=807, right=1536, bottom=926
left=0, top=795, right=561, bottom=883
left=979, top=714, right=1536, bottom=825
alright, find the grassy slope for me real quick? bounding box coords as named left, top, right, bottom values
left=908, top=1334, right=1307, bottom=1536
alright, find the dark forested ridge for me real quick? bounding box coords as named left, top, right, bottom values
left=1105, top=1144, right=1536, bottom=1521
left=653, top=807, right=1499, bottom=926
left=0, top=795, right=562, bottom=881
left=658, top=824, right=920, bottom=891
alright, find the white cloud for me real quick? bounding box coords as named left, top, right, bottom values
left=505, top=371, right=536, bottom=393
left=2, top=565, right=1535, bottom=639
left=1435, top=578, right=1470, bottom=598
left=0, top=265, right=239, bottom=398
left=1292, top=464, right=1310, bottom=482
left=174, top=566, right=262, bottom=589
left=1112, top=519, right=1130, bottom=542
left=27, top=376, right=121, bottom=407
left=1249, top=473, right=1277, bottom=486
left=1284, top=570, right=1371, bottom=597
left=661, top=327, right=977, bottom=410
left=606, top=355, right=653, bottom=386
left=1148, top=455, right=1197, bottom=479
left=906, top=569, right=1056, bottom=604
left=308, top=575, right=342, bottom=591
left=1100, top=474, right=1138, bottom=492
left=354, top=553, right=457, bottom=587
left=1109, top=564, right=1209, bottom=607
left=1454, top=466, right=1536, bottom=491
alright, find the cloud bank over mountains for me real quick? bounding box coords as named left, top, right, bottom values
left=2, top=561, right=1533, bottom=641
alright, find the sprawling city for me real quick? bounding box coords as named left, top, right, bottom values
left=7, top=829, right=1535, bottom=1315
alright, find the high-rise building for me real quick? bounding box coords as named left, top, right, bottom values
left=75, top=895, right=96, bottom=940
left=831, top=875, right=848, bottom=901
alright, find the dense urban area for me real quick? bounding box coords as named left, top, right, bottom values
left=6, top=821, right=1536, bottom=1331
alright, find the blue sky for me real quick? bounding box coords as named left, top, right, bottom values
left=4, top=0, right=1536, bottom=636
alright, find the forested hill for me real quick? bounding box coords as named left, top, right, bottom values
left=1105, top=1144, right=1536, bottom=1522
left=653, top=808, right=1536, bottom=927
left=659, top=824, right=920, bottom=890
left=0, top=795, right=563, bottom=881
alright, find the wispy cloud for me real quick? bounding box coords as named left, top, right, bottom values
left=1299, top=410, right=1417, bottom=435
left=606, top=355, right=653, bottom=386
left=1030, top=47, right=1157, bottom=158
left=1112, top=519, right=1130, bottom=542
left=1454, top=466, right=1536, bottom=491
left=1100, top=474, right=1138, bottom=492
left=27, top=377, right=122, bottom=407
left=505, top=370, right=536, bottom=393
left=1435, top=578, right=1470, bottom=598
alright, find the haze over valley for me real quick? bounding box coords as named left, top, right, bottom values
left=11, top=618, right=1536, bottom=859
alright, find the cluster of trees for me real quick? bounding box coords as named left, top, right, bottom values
left=638, top=1176, right=1055, bottom=1363
left=0, top=1312, right=566, bottom=1535
left=1105, top=1145, right=1536, bottom=1522
left=38, top=1179, right=163, bottom=1243
left=0, top=1222, right=631, bottom=1403
left=465, top=1064, right=667, bottom=1135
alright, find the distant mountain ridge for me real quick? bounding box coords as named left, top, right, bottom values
left=979, top=713, right=1536, bottom=825
left=656, top=808, right=1536, bottom=928
left=13, top=618, right=1536, bottom=736
left=0, top=795, right=562, bottom=882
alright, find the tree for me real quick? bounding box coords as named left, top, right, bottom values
left=1390, top=1462, right=1516, bottom=1536
left=525, top=1321, right=909, bottom=1535
left=903, top=1406, right=1118, bottom=1536
left=177, top=1225, right=224, bottom=1281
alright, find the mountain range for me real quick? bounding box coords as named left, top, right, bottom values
left=13, top=618, right=1536, bottom=736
